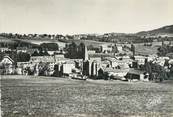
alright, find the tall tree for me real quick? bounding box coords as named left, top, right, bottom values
left=112, top=43, right=118, bottom=55
left=78, top=43, right=85, bottom=59
left=131, top=44, right=135, bottom=57
left=66, top=42, right=78, bottom=59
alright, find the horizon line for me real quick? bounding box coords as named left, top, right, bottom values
left=0, top=24, right=172, bottom=35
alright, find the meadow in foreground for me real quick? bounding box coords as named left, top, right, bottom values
left=1, top=75, right=173, bottom=117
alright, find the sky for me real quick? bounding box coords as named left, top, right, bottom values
left=0, top=0, right=173, bottom=34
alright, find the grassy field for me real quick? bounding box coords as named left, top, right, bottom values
left=0, top=37, right=17, bottom=44
left=1, top=75, right=173, bottom=117
left=126, top=41, right=172, bottom=56
left=0, top=37, right=66, bottom=48
left=135, top=44, right=159, bottom=55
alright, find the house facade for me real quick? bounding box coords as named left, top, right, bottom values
left=0, top=56, right=15, bottom=74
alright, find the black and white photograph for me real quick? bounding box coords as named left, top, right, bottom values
left=0, top=0, right=173, bottom=116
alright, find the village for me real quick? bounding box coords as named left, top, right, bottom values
left=1, top=0, right=173, bottom=116
left=0, top=39, right=173, bottom=82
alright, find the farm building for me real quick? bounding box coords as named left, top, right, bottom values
left=62, top=61, right=75, bottom=75
left=104, top=68, right=129, bottom=78
left=134, top=56, right=146, bottom=65
left=117, top=45, right=123, bottom=52
left=0, top=56, right=15, bottom=74
left=100, top=44, right=112, bottom=53
left=29, top=56, right=55, bottom=63
left=101, top=60, right=111, bottom=68
left=125, top=69, right=149, bottom=81
left=0, top=56, right=14, bottom=65
left=16, top=47, right=28, bottom=53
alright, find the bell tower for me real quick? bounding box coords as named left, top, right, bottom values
left=84, top=45, right=88, bottom=61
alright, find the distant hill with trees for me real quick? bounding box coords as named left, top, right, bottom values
left=0, top=24, right=173, bottom=44
left=137, top=25, right=173, bottom=38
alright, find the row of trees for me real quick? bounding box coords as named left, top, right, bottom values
left=0, top=40, right=39, bottom=49
left=40, top=43, right=59, bottom=51
left=32, top=43, right=60, bottom=56
left=0, top=41, right=59, bottom=51
left=32, top=50, right=49, bottom=56
left=0, top=33, right=65, bottom=40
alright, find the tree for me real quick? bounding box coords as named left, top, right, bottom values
left=169, top=65, right=173, bottom=79
left=112, top=44, right=118, bottom=55
left=78, top=43, right=85, bottom=59
left=88, top=45, right=94, bottom=50
left=40, top=43, right=59, bottom=51
left=17, top=52, right=30, bottom=62
left=144, top=59, right=152, bottom=80
left=38, top=62, right=46, bottom=76
left=39, top=48, right=44, bottom=56
left=151, top=63, right=168, bottom=81
left=65, top=42, right=78, bottom=59
left=157, top=46, right=168, bottom=56
left=131, top=44, right=135, bottom=56
left=43, top=49, right=50, bottom=56
left=32, top=51, right=39, bottom=56
left=98, top=68, right=104, bottom=79
left=53, top=64, right=62, bottom=77
left=103, top=72, right=109, bottom=80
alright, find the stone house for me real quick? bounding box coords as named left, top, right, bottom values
left=0, top=56, right=15, bottom=74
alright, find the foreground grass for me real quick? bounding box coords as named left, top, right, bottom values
left=1, top=75, right=173, bottom=117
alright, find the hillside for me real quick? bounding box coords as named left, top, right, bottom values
left=137, top=25, right=173, bottom=37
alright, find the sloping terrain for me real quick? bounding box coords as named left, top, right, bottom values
left=135, top=44, right=159, bottom=55
left=137, top=25, right=173, bottom=37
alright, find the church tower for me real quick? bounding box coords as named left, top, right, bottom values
left=84, top=45, right=88, bottom=61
